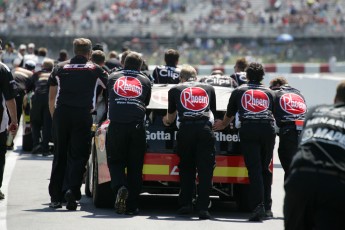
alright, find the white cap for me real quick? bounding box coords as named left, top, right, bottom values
left=19, top=44, right=27, bottom=50
left=24, top=59, right=36, bottom=70
left=28, top=43, right=35, bottom=48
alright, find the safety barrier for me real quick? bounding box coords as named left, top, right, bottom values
left=149, top=63, right=345, bottom=75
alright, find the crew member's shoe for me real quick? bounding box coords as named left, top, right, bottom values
left=65, top=190, right=77, bottom=211
left=198, top=210, right=211, bottom=220
left=115, top=186, right=128, bottom=214
left=31, top=145, right=41, bottom=154
left=265, top=210, right=273, bottom=219
left=0, top=190, right=5, bottom=200
left=49, top=201, right=62, bottom=209
left=248, top=203, right=265, bottom=222
left=125, top=208, right=139, bottom=215
left=177, top=205, right=193, bottom=215
left=41, top=151, right=52, bottom=157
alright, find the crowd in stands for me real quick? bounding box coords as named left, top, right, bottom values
left=0, top=0, right=344, bottom=36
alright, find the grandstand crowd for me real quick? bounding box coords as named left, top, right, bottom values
left=0, top=0, right=344, bottom=65
left=0, top=0, right=344, bottom=36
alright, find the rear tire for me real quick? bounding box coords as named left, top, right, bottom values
left=92, top=147, right=114, bottom=208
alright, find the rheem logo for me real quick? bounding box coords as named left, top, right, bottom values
left=114, top=76, right=142, bottom=98
left=280, top=93, right=306, bottom=115
left=180, top=87, right=209, bottom=111
left=241, top=89, right=269, bottom=113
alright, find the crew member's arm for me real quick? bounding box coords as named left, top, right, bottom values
left=48, top=66, right=60, bottom=118
left=144, top=80, right=152, bottom=106
left=2, top=68, right=18, bottom=133
left=162, top=87, right=177, bottom=126
left=49, top=85, right=57, bottom=117
left=210, top=86, right=217, bottom=116
left=163, top=111, right=177, bottom=126
left=213, top=114, right=234, bottom=131
left=6, top=98, right=18, bottom=133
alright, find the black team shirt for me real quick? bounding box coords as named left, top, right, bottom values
left=49, top=56, right=108, bottom=111
left=108, top=69, right=152, bottom=123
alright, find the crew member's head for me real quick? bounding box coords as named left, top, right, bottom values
left=108, top=50, right=119, bottom=60
left=124, top=52, right=143, bottom=71
left=38, top=47, right=48, bottom=57
left=91, top=50, right=106, bottom=66
left=269, top=76, right=288, bottom=89
left=234, top=57, right=248, bottom=72
left=58, top=49, right=68, bottom=62
left=164, top=49, right=179, bottom=66
left=73, top=38, right=92, bottom=59
left=92, top=43, right=104, bottom=52
left=120, top=50, right=132, bottom=66
left=42, top=59, right=54, bottom=72
left=246, top=62, right=265, bottom=83
left=211, top=69, right=224, bottom=76
left=334, top=80, right=345, bottom=104
left=24, top=60, right=36, bottom=71
left=179, top=65, right=197, bottom=83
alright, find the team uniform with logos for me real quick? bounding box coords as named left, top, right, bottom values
left=273, top=85, right=306, bottom=179
left=48, top=56, right=108, bottom=203
left=0, top=62, right=15, bottom=190
left=230, top=71, right=247, bottom=86
left=226, top=82, right=276, bottom=212
left=168, top=82, right=216, bottom=211
left=107, top=69, right=152, bottom=211
left=153, top=65, right=181, bottom=84
left=284, top=103, right=345, bottom=230
left=12, top=71, right=31, bottom=124
left=28, top=69, right=53, bottom=153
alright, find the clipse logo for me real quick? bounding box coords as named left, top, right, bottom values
left=280, top=93, right=306, bottom=115
left=241, top=89, right=269, bottom=113
left=181, top=87, right=209, bottom=111
left=114, top=76, right=142, bottom=98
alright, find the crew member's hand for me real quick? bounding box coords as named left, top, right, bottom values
left=162, top=115, right=171, bottom=126
left=213, top=119, right=225, bottom=131
left=8, top=122, right=18, bottom=135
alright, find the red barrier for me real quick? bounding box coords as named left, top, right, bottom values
left=320, top=64, right=330, bottom=73
left=264, top=64, right=277, bottom=73
left=291, top=64, right=305, bottom=73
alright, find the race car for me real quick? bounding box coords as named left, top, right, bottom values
left=85, top=84, right=259, bottom=211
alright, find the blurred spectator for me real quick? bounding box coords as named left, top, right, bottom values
left=35, top=47, right=49, bottom=72
left=1, top=42, right=19, bottom=70
left=105, top=51, right=121, bottom=70
left=57, top=49, right=68, bottom=63
left=28, top=59, right=54, bottom=156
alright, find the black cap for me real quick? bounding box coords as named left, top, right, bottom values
left=92, top=43, right=104, bottom=51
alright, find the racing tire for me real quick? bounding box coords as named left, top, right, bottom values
left=92, top=147, right=115, bottom=208
left=84, top=161, right=92, bottom=197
